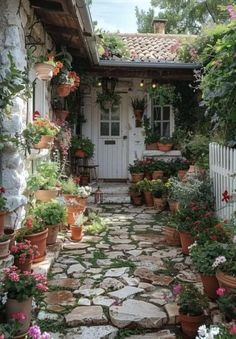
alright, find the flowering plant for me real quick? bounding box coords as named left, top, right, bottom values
left=173, top=282, right=208, bottom=316
left=0, top=266, right=48, bottom=302
left=53, top=120, right=72, bottom=156
left=36, top=54, right=63, bottom=77
left=10, top=240, right=39, bottom=264
left=26, top=161, right=60, bottom=192
left=189, top=241, right=226, bottom=276
left=0, top=186, right=7, bottom=211
left=71, top=136, right=95, bottom=158
left=27, top=325, right=51, bottom=339
left=197, top=323, right=236, bottom=339
left=212, top=243, right=236, bottom=276
left=77, top=185, right=92, bottom=198
left=216, top=288, right=236, bottom=322
left=16, top=215, right=45, bottom=239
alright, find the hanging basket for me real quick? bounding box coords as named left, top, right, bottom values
left=75, top=149, right=87, bottom=158
left=54, top=110, right=69, bottom=121
left=56, top=84, right=71, bottom=97
left=33, top=135, right=54, bottom=149
left=34, top=63, right=54, bottom=81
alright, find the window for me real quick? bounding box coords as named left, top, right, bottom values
left=152, top=100, right=172, bottom=137
left=100, top=107, right=120, bottom=137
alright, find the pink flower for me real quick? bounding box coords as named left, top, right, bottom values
left=230, top=326, right=236, bottom=334
left=41, top=333, right=51, bottom=339
left=173, top=284, right=182, bottom=295
left=28, top=325, right=41, bottom=339
left=216, top=287, right=226, bottom=296
left=8, top=272, right=19, bottom=282
left=10, top=312, right=26, bottom=321
left=0, top=334, right=5, bottom=339
left=227, top=5, right=236, bottom=20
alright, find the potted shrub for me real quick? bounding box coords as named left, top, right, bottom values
left=189, top=241, right=226, bottom=299
left=129, top=183, right=142, bottom=206
left=136, top=178, right=154, bottom=207
left=26, top=161, right=60, bottom=202
left=70, top=213, right=87, bottom=241
left=131, top=97, right=146, bottom=126
left=174, top=283, right=208, bottom=338
left=33, top=201, right=67, bottom=245
left=171, top=158, right=190, bottom=180
left=34, top=55, right=63, bottom=81
left=1, top=266, right=48, bottom=337
left=71, top=136, right=95, bottom=158
left=11, top=240, right=39, bottom=273
left=157, top=136, right=174, bottom=152
left=96, top=91, right=121, bottom=111
left=151, top=179, right=168, bottom=211
left=213, top=243, right=236, bottom=289
left=0, top=234, right=10, bottom=259
left=128, top=161, right=145, bottom=183
left=143, top=117, right=159, bottom=150
left=0, top=186, right=7, bottom=236
left=23, top=117, right=60, bottom=151
left=151, top=160, right=167, bottom=179
left=216, top=288, right=236, bottom=322
left=163, top=218, right=181, bottom=246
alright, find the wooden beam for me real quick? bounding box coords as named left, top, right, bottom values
left=44, top=24, right=79, bottom=35
left=31, top=0, right=64, bottom=12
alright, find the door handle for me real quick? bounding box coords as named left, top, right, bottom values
left=123, top=136, right=127, bottom=140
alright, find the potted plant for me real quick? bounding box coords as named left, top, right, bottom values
left=71, top=136, right=95, bottom=158
left=143, top=117, right=159, bottom=150
left=84, top=212, right=107, bottom=235
left=129, top=183, right=142, bottom=206
left=70, top=213, right=87, bottom=241
left=166, top=177, right=180, bottom=213
left=189, top=241, right=226, bottom=299
left=171, top=158, right=190, bottom=180
left=181, top=134, right=209, bottom=171
left=96, top=90, right=121, bottom=111
left=151, top=160, right=167, bottom=179
left=128, top=161, right=145, bottom=183
left=131, top=97, right=146, bottom=126
left=196, top=323, right=236, bottom=338
left=33, top=201, right=67, bottom=245
left=61, top=178, right=91, bottom=211
left=157, top=136, right=174, bottom=152
left=23, top=117, right=60, bottom=151
left=34, top=55, right=63, bottom=81
left=174, top=283, right=208, bottom=338
left=163, top=218, right=181, bottom=246
left=26, top=161, right=61, bottom=202
left=0, top=186, right=7, bottom=235
left=10, top=240, right=39, bottom=273
left=1, top=266, right=48, bottom=337
left=213, top=243, right=236, bottom=289
left=136, top=178, right=154, bottom=207
left=216, top=288, right=236, bottom=322
left=0, top=234, right=10, bottom=259
left=16, top=215, right=48, bottom=263
left=55, top=71, right=75, bottom=97
left=151, top=179, right=168, bottom=211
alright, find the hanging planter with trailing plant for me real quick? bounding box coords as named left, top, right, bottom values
left=96, top=91, right=121, bottom=111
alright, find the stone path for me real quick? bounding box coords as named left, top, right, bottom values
left=38, top=204, right=204, bottom=338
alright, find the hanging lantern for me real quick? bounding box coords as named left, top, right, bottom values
left=94, top=186, right=103, bottom=204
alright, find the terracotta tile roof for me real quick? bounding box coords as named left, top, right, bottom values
left=117, top=33, right=194, bottom=63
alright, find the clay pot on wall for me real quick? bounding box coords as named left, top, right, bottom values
left=56, top=84, right=71, bottom=97
left=33, top=135, right=54, bottom=149
left=34, top=63, right=54, bottom=81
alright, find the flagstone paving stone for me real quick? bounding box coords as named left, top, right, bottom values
left=42, top=202, right=211, bottom=337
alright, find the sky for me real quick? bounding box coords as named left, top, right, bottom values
left=90, top=0, right=153, bottom=33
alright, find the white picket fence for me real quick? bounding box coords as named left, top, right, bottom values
left=209, top=142, right=236, bottom=220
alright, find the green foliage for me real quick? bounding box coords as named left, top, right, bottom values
left=151, top=179, right=167, bottom=198
left=136, top=178, right=153, bottom=192
left=135, top=7, right=155, bottom=33
left=0, top=234, right=10, bottom=242
left=177, top=283, right=208, bottom=316
left=33, top=201, right=66, bottom=225
left=148, top=84, right=178, bottom=106
left=128, top=161, right=144, bottom=174
left=158, top=136, right=173, bottom=144
left=61, top=177, right=77, bottom=194
left=182, top=134, right=209, bottom=167
left=96, top=91, right=121, bottom=112
left=26, top=161, right=60, bottom=192
left=216, top=289, right=236, bottom=321
left=84, top=212, right=107, bottom=235
left=131, top=97, right=146, bottom=110
left=71, top=136, right=95, bottom=158
left=143, top=116, right=159, bottom=144
left=151, top=160, right=167, bottom=172
left=97, top=31, right=130, bottom=59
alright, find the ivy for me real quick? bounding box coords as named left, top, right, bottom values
left=147, top=84, right=179, bottom=106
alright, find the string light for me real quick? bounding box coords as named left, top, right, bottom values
left=97, top=79, right=102, bottom=87
left=139, top=80, right=144, bottom=87
left=152, top=80, right=157, bottom=89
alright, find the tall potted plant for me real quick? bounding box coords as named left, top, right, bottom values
left=131, top=97, right=146, bottom=127
left=151, top=179, right=168, bottom=211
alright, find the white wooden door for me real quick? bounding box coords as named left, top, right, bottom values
left=97, top=96, right=128, bottom=179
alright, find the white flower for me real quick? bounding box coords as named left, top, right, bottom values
left=188, top=241, right=197, bottom=251
left=212, top=256, right=226, bottom=268
left=209, top=326, right=220, bottom=336
left=233, top=235, right=236, bottom=244
left=198, top=325, right=207, bottom=337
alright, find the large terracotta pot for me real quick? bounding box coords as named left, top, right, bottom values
left=0, top=239, right=10, bottom=259
left=0, top=211, right=7, bottom=236
left=216, top=270, right=236, bottom=289
left=146, top=143, right=158, bottom=150
left=179, top=313, right=205, bottom=338
left=130, top=193, right=142, bottom=206
left=34, top=189, right=58, bottom=202
left=178, top=170, right=187, bottom=181
left=157, top=143, right=173, bottom=152
left=24, top=228, right=48, bottom=263
left=34, top=63, right=54, bottom=81
left=14, top=257, right=32, bottom=273
left=143, top=191, right=154, bottom=207
left=46, top=224, right=60, bottom=245
left=56, top=84, right=71, bottom=97
left=164, top=226, right=181, bottom=246
left=179, top=231, right=194, bottom=255
left=70, top=225, right=83, bottom=241
left=75, top=149, right=87, bottom=158
left=168, top=200, right=179, bottom=214
left=33, top=135, right=54, bottom=149
left=200, top=274, right=219, bottom=299
left=153, top=197, right=166, bottom=211
left=131, top=173, right=144, bottom=183
left=54, top=110, right=69, bottom=121
left=6, top=297, right=32, bottom=335
left=152, top=170, right=164, bottom=179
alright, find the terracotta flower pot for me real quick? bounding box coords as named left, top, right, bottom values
left=179, top=231, right=194, bottom=255
left=164, top=226, right=181, bottom=246
left=14, top=257, right=32, bottom=273
left=54, top=110, right=69, bottom=121
left=24, top=228, right=48, bottom=263
left=179, top=313, right=205, bottom=338
left=130, top=193, right=142, bottom=206
left=75, top=149, right=87, bottom=158
left=56, top=84, right=71, bottom=97
left=33, top=135, right=54, bottom=149
left=4, top=227, right=15, bottom=251
left=144, top=172, right=153, bottom=180
left=145, top=143, right=158, bottom=150
left=131, top=173, right=144, bottom=183
left=157, top=143, right=173, bottom=152
left=34, top=189, right=58, bottom=202
left=153, top=197, right=166, bottom=211
left=64, top=195, right=87, bottom=209
left=200, top=274, right=219, bottom=299
left=67, top=206, right=84, bottom=225
left=0, top=211, right=7, bottom=236
left=216, top=270, right=236, bottom=289
left=152, top=170, right=164, bottom=179
left=34, top=63, right=54, bottom=81
left=46, top=224, right=60, bottom=245
left=143, top=191, right=154, bottom=207
left=0, top=239, right=10, bottom=259
left=80, top=175, right=90, bottom=186
left=6, top=297, right=32, bottom=335
left=178, top=170, right=187, bottom=181
left=168, top=200, right=179, bottom=214
left=70, top=225, right=83, bottom=241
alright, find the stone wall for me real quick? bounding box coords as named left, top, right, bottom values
left=0, top=0, right=53, bottom=228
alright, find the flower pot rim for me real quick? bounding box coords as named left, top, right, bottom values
left=23, top=228, right=48, bottom=238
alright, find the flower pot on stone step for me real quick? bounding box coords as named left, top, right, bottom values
left=70, top=224, right=83, bottom=241
left=179, top=231, right=194, bottom=255
left=200, top=274, right=219, bottom=299
left=164, top=226, right=181, bottom=246
left=6, top=297, right=32, bottom=336
left=179, top=313, right=205, bottom=338
left=23, top=228, right=48, bottom=263
left=46, top=224, right=61, bottom=245
left=143, top=191, right=154, bottom=207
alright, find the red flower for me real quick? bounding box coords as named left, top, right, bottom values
left=222, top=190, right=230, bottom=203
left=33, top=111, right=41, bottom=121
left=215, top=223, right=222, bottom=230
left=230, top=326, right=236, bottom=334
left=0, top=187, right=5, bottom=193
left=210, top=235, right=217, bottom=241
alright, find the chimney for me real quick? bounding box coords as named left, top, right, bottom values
left=152, top=18, right=167, bottom=34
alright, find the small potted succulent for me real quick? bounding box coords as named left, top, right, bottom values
left=174, top=283, right=208, bottom=338
left=70, top=213, right=88, bottom=241
left=157, top=136, right=174, bottom=152
left=0, top=186, right=7, bottom=235
left=10, top=239, right=39, bottom=272
left=0, top=234, right=11, bottom=259
left=128, top=161, right=145, bottom=183
left=151, top=179, right=168, bottom=211
left=71, top=136, right=95, bottom=158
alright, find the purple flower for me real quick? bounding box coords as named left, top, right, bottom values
left=41, top=332, right=51, bottom=339
left=227, top=5, right=236, bottom=20
left=173, top=284, right=182, bottom=295
left=28, top=325, right=41, bottom=339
